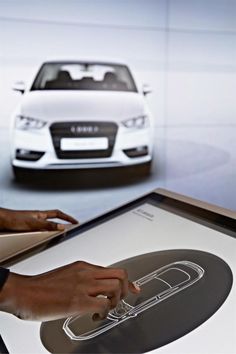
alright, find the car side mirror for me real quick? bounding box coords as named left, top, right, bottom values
left=12, top=81, right=25, bottom=94
left=142, top=84, right=152, bottom=96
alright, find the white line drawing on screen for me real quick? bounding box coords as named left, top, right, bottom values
left=63, top=261, right=204, bottom=341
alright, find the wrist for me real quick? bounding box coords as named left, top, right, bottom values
left=0, top=272, right=17, bottom=314
left=0, top=272, right=31, bottom=318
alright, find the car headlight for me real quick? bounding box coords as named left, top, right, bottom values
left=122, top=115, right=149, bottom=129
left=15, top=115, right=47, bottom=130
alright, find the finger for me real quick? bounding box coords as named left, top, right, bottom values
left=108, top=292, right=121, bottom=309
left=40, top=220, right=65, bottom=231
left=88, top=279, right=121, bottom=308
left=27, top=219, right=65, bottom=231
left=129, top=281, right=141, bottom=294
left=82, top=296, right=111, bottom=321
left=93, top=268, right=129, bottom=299
left=89, top=297, right=111, bottom=321
left=38, top=210, right=78, bottom=224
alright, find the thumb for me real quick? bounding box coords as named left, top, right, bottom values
left=31, top=219, right=65, bottom=231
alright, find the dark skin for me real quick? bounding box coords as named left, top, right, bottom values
left=0, top=208, right=140, bottom=321
left=0, top=207, right=78, bottom=231
left=0, top=261, right=139, bottom=321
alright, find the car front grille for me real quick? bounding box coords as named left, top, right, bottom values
left=50, top=121, right=118, bottom=159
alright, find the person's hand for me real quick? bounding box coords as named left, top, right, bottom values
left=0, top=208, right=78, bottom=231
left=0, top=261, right=140, bottom=321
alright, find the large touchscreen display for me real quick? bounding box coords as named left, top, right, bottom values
left=0, top=201, right=235, bottom=354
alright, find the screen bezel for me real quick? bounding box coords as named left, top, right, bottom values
left=2, top=191, right=236, bottom=267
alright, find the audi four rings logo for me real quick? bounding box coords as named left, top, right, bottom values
left=70, top=125, right=99, bottom=133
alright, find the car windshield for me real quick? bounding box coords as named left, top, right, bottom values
left=31, top=62, right=137, bottom=92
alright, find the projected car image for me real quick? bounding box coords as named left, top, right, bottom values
left=11, top=61, right=154, bottom=178
left=63, top=261, right=204, bottom=341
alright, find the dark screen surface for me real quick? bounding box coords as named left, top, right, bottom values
left=40, top=249, right=233, bottom=353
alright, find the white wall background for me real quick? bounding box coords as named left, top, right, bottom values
left=0, top=0, right=236, bottom=211
left=0, top=0, right=235, bottom=127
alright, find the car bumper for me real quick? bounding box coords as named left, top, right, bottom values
left=12, top=126, right=153, bottom=170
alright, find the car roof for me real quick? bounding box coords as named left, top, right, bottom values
left=42, top=60, right=128, bottom=66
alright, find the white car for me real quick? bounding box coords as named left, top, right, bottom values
left=11, top=60, right=154, bottom=178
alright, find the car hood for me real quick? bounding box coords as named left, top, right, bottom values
left=19, top=91, right=147, bottom=122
